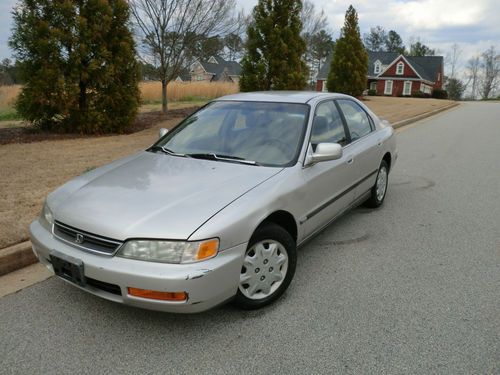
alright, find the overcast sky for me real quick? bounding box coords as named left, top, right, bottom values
left=1, top=0, right=499, bottom=75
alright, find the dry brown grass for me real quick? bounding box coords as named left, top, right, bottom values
left=140, top=81, right=239, bottom=103
left=0, top=85, right=21, bottom=110
left=363, top=96, right=455, bottom=124
left=0, top=117, right=181, bottom=249
left=0, top=96, right=456, bottom=249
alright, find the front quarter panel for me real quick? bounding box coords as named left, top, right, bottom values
left=188, top=166, right=305, bottom=250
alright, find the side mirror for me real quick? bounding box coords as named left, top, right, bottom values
left=159, top=128, right=168, bottom=138
left=309, top=143, right=343, bottom=164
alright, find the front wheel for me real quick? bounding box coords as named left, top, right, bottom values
left=233, top=223, right=296, bottom=310
left=365, top=160, right=389, bottom=208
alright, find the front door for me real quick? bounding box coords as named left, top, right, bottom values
left=299, top=100, right=356, bottom=238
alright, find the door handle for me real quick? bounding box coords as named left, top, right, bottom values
left=346, top=155, right=354, bottom=164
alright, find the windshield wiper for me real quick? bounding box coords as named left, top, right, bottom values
left=187, top=153, right=260, bottom=165
left=150, top=145, right=188, bottom=158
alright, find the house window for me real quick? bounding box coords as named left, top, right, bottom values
left=374, top=62, right=381, bottom=74
left=322, top=81, right=328, bottom=92
left=396, top=62, right=404, bottom=75
left=403, top=81, right=412, bottom=96
left=370, top=82, right=377, bottom=92
left=384, top=80, right=393, bottom=95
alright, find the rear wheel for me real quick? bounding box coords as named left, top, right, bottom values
left=365, top=160, right=389, bottom=208
left=234, top=223, right=296, bottom=309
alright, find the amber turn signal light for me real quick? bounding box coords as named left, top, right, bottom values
left=196, top=239, right=219, bottom=261
left=128, top=287, right=187, bottom=301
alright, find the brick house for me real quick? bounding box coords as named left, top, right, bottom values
left=187, top=55, right=242, bottom=83
left=316, top=51, right=444, bottom=96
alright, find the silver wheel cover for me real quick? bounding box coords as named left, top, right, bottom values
left=239, top=239, right=289, bottom=300
left=376, top=166, right=388, bottom=202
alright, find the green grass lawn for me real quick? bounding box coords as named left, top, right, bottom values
left=0, top=108, right=22, bottom=121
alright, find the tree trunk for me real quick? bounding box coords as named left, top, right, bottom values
left=161, top=79, right=168, bottom=114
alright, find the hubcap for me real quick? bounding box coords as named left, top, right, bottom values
left=239, top=239, right=289, bottom=300
left=376, top=166, right=388, bottom=201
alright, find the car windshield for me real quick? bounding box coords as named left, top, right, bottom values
left=152, top=101, right=309, bottom=167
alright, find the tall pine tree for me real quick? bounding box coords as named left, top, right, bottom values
left=240, top=0, right=308, bottom=91
left=10, top=0, right=140, bottom=134
left=326, top=5, right=368, bottom=96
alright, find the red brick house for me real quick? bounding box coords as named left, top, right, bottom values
left=316, top=51, right=444, bottom=96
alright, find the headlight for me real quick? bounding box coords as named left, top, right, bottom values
left=117, top=238, right=219, bottom=264
left=40, top=201, right=54, bottom=231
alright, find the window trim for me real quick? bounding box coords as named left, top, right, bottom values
left=334, top=99, right=375, bottom=146
left=308, top=99, right=349, bottom=148
left=403, top=81, right=412, bottom=96
left=396, top=62, right=404, bottom=75
left=384, top=80, right=393, bottom=95
left=374, top=61, right=382, bottom=74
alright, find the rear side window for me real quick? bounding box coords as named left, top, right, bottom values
left=337, top=100, right=372, bottom=142
left=310, top=100, right=347, bottom=147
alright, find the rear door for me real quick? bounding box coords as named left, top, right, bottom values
left=336, top=99, right=381, bottom=201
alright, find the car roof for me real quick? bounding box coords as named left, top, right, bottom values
left=216, top=91, right=347, bottom=104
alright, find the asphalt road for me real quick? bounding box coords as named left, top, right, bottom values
left=1, top=102, right=499, bottom=374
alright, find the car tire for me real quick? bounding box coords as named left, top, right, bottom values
left=364, top=160, right=389, bottom=208
left=233, top=223, right=296, bottom=310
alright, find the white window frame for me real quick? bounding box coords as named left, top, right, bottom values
left=322, top=81, right=328, bottom=92
left=370, top=82, right=377, bottom=91
left=384, top=80, right=393, bottom=95
left=374, top=61, right=381, bottom=74
left=403, top=81, right=412, bottom=96
left=396, top=62, right=404, bottom=75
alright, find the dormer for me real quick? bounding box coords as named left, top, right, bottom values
left=208, top=56, right=218, bottom=64
left=374, top=60, right=382, bottom=74
left=396, top=61, right=404, bottom=75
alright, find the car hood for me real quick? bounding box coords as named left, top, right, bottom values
left=51, top=152, right=282, bottom=241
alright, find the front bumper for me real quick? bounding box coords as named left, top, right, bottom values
left=29, top=219, right=246, bottom=313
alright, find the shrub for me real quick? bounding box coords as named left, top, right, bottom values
left=367, top=89, right=377, bottom=96
left=411, top=91, right=431, bottom=98
left=432, top=89, right=448, bottom=99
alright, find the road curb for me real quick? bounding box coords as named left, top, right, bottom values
left=391, top=102, right=460, bottom=129
left=0, top=241, right=37, bottom=276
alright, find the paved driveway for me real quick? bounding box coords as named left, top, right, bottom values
left=1, top=102, right=499, bottom=374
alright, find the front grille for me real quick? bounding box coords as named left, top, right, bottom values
left=53, top=221, right=122, bottom=255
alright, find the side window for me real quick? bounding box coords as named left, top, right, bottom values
left=337, top=100, right=372, bottom=142
left=310, top=101, right=347, bottom=147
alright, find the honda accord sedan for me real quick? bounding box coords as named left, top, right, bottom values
left=30, top=91, right=397, bottom=313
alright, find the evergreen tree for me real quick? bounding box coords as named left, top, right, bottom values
left=326, top=5, right=368, bottom=96
left=385, top=30, right=405, bottom=54
left=240, top=0, right=308, bottom=91
left=10, top=0, right=140, bottom=134
left=409, top=39, right=435, bottom=56
left=363, top=26, right=387, bottom=52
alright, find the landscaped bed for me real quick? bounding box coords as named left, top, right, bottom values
left=0, top=96, right=456, bottom=249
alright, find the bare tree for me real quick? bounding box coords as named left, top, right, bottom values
left=465, top=55, right=480, bottom=100
left=129, top=0, right=236, bottom=113
left=446, top=43, right=462, bottom=79
left=301, top=0, right=329, bottom=84
left=301, top=0, right=327, bottom=38
left=480, top=46, right=500, bottom=99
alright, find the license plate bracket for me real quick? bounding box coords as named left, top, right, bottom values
left=50, top=250, right=86, bottom=287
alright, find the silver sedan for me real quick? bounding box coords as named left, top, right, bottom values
left=29, top=91, right=397, bottom=313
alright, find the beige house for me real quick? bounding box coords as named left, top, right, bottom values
left=188, top=55, right=242, bottom=83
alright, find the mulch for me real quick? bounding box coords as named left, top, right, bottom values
left=0, top=106, right=199, bottom=145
